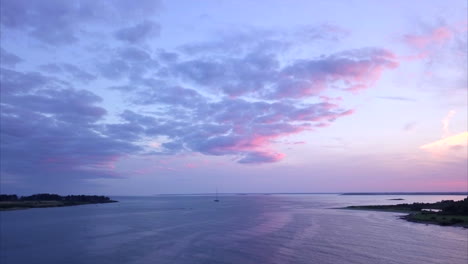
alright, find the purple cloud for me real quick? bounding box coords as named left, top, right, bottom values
left=238, top=151, right=285, bottom=164
left=0, top=68, right=50, bottom=94
left=172, top=52, right=278, bottom=97
left=0, top=1, right=403, bottom=193
left=40, top=63, right=96, bottom=83
left=0, top=0, right=161, bottom=45
left=97, top=48, right=158, bottom=81
left=166, top=47, right=397, bottom=98
left=274, top=48, right=399, bottom=97
left=109, top=94, right=353, bottom=164
left=86, top=40, right=395, bottom=166
left=0, top=69, right=141, bottom=192
left=114, top=20, right=161, bottom=44
left=0, top=48, right=22, bottom=67
left=377, top=96, right=416, bottom=102
left=179, top=24, right=347, bottom=55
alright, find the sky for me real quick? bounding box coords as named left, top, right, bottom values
left=0, top=0, right=467, bottom=195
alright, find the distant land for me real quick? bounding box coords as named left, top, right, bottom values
left=154, top=192, right=468, bottom=196
left=0, top=193, right=117, bottom=211
left=341, top=192, right=468, bottom=195
left=345, top=198, right=468, bottom=228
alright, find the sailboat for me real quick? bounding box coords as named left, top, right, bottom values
left=214, top=189, right=219, bottom=202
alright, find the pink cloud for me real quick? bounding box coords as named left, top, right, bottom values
left=134, top=47, right=394, bottom=165
left=187, top=99, right=355, bottom=164
left=238, top=150, right=285, bottom=164
left=420, top=132, right=468, bottom=154
left=319, top=96, right=342, bottom=102
left=403, top=27, right=453, bottom=50
left=277, top=48, right=399, bottom=96
left=200, top=109, right=348, bottom=163
left=132, top=164, right=177, bottom=175
left=400, top=26, right=458, bottom=62
left=314, top=123, right=329, bottom=128
left=185, top=163, right=198, bottom=168
left=287, top=141, right=306, bottom=145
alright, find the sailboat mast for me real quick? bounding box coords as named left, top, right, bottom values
left=214, top=188, right=219, bottom=202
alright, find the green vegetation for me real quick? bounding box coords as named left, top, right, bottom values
left=341, top=192, right=468, bottom=195
left=345, top=197, right=468, bottom=227
left=0, top=193, right=117, bottom=211
left=403, top=213, right=468, bottom=226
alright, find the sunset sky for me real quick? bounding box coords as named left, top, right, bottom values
left=1, top=0, right=467, bottom=195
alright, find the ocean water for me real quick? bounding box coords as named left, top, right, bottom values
left=1, top=194, right=467, bottom=264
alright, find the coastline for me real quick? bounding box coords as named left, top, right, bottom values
left=0, top=194, right=118, bottom=211
left=0, top=200, right=117, bottom=211
left=342, top=202, right=468, bottom=228
left=0, top=200, right=118, bottom=211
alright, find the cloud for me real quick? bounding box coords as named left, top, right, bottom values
left=296, top=24, right=350, bottom=42
left=120, top=47, right=393, bottom=163
left=1, top=41, right=393, bottom=171
left=377, top=96, right=416, bottom=102
left=5, top=89, right=107, bottom=123
left=118, top=47, right=153, bottom=62
left=96, top=37, right=395, bottom=165
left=275, top=48, right=398, bottom=96
left=442, top=110, right=456, bottom=138
left=98, top=59, right=131, bottom=80
left=172, top=52, right=279, bottom=97
left=238, top=151, right=285, bottom=164
left=135, top=86, right=205, bottom=107
left=401, top=24, right=460, bottom=64
left=113, top=94, right=353, bottom=164
left=157, top=51, right=179, bottom=63
left=0, top=1, right=403, bottom=192
left=403, top=27, right=453, bottom=50
left=179, top=28, right=285, bottom=55
left=0, top=69, right=141, bottom=190
left=0, top=68, right=51, bottom=94
left=114, top=20, right=160, bottom=44
left=0, top=48, right=22, bottom=67
left=169, top=47, right=398, bottom=98
left=40, top=63, right=97, bottom=83
left=179, top=24, right=348, bottom=55
left=403, top=122, right=417, bottom=132
left=0, top=0, right=161, bottom=45
left=419, top=110, right=466, bottom=157
left=420, top=132, right=468, bottom=153
left=97, top=48, right=158, bottom=81
left=401, top=22, right=467, bottom=103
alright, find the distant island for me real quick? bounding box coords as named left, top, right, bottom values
left=0, top=193, right=117, bottom=211
left=345, top=197, right=468, bottom=227
left=341, top=192, right=468, bottom=195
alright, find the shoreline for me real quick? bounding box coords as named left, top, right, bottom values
left=0, top=200, right=118, bottom=211
left=342, top=203, right=468, bottom=228
left=0, top=194, right=118, bottom=211
left=341, top=192, right=468, bottom=196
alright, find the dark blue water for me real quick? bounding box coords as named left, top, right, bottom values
left=1, top=195, right=467, bottom=264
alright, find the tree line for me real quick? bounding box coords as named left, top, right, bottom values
left=0, top=193, right=113, bottom=203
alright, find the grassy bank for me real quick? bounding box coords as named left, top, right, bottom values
left=403, top=213, right=468, bottom=227
left=0, top=194, right=117, bottom=211
left=344, top=198, right=468, bottom=228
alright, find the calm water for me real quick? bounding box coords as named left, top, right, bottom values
left=1, top=194, right=467, bottom=264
